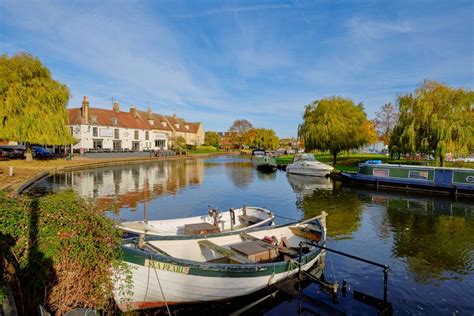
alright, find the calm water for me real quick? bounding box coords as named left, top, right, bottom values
left=27, top=155, right=474, bottom=315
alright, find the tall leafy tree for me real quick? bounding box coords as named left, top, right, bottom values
left=247, top=128, right=279, bottom=150
left=374, top=103, right=399, bottom=145
left=0, top=53, right=74, bottom=159
left=298, top=97, right=372, bottom=164
left=228, top=119, right=253, bottom=148
left=389, top=80, right=473, bottom=165
left=204, top=131, right=221, bottom=148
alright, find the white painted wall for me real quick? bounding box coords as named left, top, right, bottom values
left=70, top=125, right=168, bottom=151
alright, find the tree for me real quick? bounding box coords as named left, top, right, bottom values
left=228, top=119, right=253, bottom=148
left=204, top=131, right=220, bottom=148
left=0, top=53, right=74, bottom=160
left=389, top=80, right=473, bottom=166
left=374, top=103, right=399, bottom=145
left=247, top=128, right=279, bottom=150
left=298, top=97, right=372, bottom=165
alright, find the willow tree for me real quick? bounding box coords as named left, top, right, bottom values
left=389, top=80, right=474, bottom=166
left=298, top=97, right=373, bottom=165
left=247, top=128, right=279, bottom=150
left=0, top=53, right=74, bottom=160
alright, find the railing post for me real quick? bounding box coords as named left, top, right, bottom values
left=383, top=266, right=389, bottom=303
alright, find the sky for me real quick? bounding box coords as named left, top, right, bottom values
left=0, top=0, right=473, bottom=137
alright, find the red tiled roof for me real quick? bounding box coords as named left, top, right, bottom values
left=69, top=106, right=202, bottom=133
left=69, top=107, right=151, bottom=129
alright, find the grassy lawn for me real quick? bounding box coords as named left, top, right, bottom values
left=188, top=149, right=228, bottom=155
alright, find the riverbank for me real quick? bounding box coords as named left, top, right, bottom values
left=0, top=152, right=237, bottom=193
left=276, top=153, right=474, bottom=172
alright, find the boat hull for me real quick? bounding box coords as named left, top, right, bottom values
left=341, top=168, right=474, bottom=197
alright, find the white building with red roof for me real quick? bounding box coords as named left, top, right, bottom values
left=68, top=96, right=204, bottom=152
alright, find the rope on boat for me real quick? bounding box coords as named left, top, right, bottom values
left=149, top=253, right=172, bottom=316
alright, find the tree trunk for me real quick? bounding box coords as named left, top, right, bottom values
left=332, top=151, right=337, bottom=165
left=440, top=155, right=444, bottom=167
left=25, top=142, right=33, bottom=161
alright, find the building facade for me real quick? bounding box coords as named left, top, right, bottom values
left=69, top=97, right=204, bottom=151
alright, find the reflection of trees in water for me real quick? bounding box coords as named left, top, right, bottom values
left=352, top=188, right=474, bottom=282
left=224, top=162, right=254, bottom=189
left=297, top=187, right=362, bottom=239
left=386, top=200, right=474, bottom=283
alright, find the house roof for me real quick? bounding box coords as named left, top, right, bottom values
left=68, top=105, right=202, bottom=134
left=69, top=107, right=151, bottom=129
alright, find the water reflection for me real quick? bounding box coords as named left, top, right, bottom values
left=287, top=174, right=333, bottom=195
left=346, top=188, right=474, bottom=283
left=27, top=160, right=204, bottom=210
left=224, top=161, right=254, bottom=189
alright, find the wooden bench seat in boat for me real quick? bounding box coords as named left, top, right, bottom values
left=230, top=241, right=278, bottom=262
left=198, top=240, right=254, bottom=264
left=238, top=215, right=261, bottom=224
left=184, top=223, right=221, bottom=235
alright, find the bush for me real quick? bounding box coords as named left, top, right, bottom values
left=196, top=145, right=217, bottom=152
left=0, top=190, right=124, bottom=315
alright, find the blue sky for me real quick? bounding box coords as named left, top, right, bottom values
left=1, top=0, right=472, bottom=137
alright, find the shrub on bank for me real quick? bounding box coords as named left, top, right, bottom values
left=0, top=190, right=124, bottom=315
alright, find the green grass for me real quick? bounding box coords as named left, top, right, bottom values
left=189, top=149, right=227, bottom=155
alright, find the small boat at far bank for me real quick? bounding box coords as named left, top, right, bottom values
left=286, top=153, right=333, bottom=177
left=118, top=206, right=275, bottom=236
left=251, top=149, right=277, bottom=172
left=341, top=162, right=474, bottom=197
left=113, top=212, right=327, bottom=311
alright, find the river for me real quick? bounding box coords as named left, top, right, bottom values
left=26, top=155, right=474, bottom=315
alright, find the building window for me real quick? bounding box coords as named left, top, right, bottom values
left=145, top=131, right=149, bottom=140
left=93, top=127, right=98, bottom=137
left=114, top=129, right=119, bottom=139
left=134, top=130, right=139, bottom=140
left=155, top=140, right=165, bottom=148
left=111, top=117, right=118, bottom=126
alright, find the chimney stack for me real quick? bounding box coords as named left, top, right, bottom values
left=81, top=96, right=89, bottom=123
left=113, top=100, right=120, bottom=112
left=130, top=105, right=138, bottom=118
left=147, top=107, right=153, bottom=119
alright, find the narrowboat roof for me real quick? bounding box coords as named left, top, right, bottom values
left=359, top=163, right=474, bottom=172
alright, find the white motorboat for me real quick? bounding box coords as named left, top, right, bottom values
left=286, top=153, right=333, bottom=177
left=118, top=206, right=275, bottom=236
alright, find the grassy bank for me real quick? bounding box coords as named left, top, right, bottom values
left=0, top=190, right=124, bottom=315
left=276, top=153, right=474, bottom=172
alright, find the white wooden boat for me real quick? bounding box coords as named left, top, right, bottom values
left=286, top=154, right=333, bottom=177
left=118, top=206, right=275, bottom=236
left=113, top=212, right=327, bottom=311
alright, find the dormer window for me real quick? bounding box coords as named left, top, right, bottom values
left=90, top=115, right=97, bottom=124
left=148, top=119, right=154, bottom=126
left=185, top=125, right=189, bottom=130
left=162, top=122, right=167, bottom=127
left=175, top=124, right=180, bottom=129
left=111, top=117, right=118, bottom=126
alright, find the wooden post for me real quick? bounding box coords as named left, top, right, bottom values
left=8, top=166, right=13, bottom=177
left=143, top=179, right=147, bottom=223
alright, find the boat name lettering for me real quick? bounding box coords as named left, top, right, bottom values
left=145, top=259, right=190, bottom=274
left=467, top=176, right=474, bottom=183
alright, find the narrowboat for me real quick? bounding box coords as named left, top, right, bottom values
left=251, top=149, right=277, bottom=172
left=113, top=212, right=327, bottom=311
left=341, top=162, right=474, bottom=196
left=118, top=206, right=275, bottom=236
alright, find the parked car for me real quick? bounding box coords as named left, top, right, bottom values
left=32, top=146, right=53, bottom=159
left=0, top=146, right=25, bottom=159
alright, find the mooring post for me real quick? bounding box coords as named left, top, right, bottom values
left=383, top=266, right=389, bottom=303
left=298, top=241, right=303, bottom=279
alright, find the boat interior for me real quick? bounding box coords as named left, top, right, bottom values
left=128, top=219, right=324, bottom=265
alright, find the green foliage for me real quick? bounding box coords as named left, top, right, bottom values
left=298, top=97, right=373, bottom=164
left=390, top=80, right=474, bottom=165
left=204, top=131, right=221, bottom=148
left=0, top=190, right=125, bottom=315
left=228, top=119, right=253, bottom=148
left=247, top=128, right=279, bottom=150
left=0, top=53, right=75, bottom=146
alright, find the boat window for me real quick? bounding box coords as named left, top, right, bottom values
left=373, top=169, right=389, bottom=177
left=409, top=171, right=429, bottom=180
